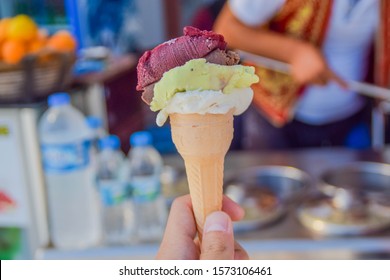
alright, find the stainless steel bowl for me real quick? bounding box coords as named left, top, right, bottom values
left=224, top=165, right=312, bottom=231
left=320, top=162, right=390, bottom=198
left=319, top=161, right=390, bottom=216
left=298, top=162, right=390, bottom=236
left=225, top=165, right=312, bottom=203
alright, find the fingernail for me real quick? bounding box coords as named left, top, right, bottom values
left=204, top=211, right=231, bottom=233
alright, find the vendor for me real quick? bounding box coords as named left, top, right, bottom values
left=214, top=0, right=381, bottom=150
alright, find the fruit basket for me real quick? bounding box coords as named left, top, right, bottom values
left=0, top=51, right=76, bottom=103
left=0, top=15, right=77, bottom=103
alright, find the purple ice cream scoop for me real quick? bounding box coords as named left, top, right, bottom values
left=136, top=26, right=240, bottom=104
left=136, top=26, right=227, bottom=90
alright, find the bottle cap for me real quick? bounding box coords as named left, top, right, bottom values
left=130, top=131, right=152, bottom=147
left=99, top=135, right=121, bottom=150
left=86, top=116, right=102, bottom=129
left=48, top=92, right=71, bottom=107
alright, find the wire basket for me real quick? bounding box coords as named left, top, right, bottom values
left=0, top=51, right=76, bottom=104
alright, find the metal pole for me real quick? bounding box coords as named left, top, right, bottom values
left=237, top=50, right=390, bottom=148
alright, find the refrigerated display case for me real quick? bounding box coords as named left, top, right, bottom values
left=0, top=104, right=49, bottom=259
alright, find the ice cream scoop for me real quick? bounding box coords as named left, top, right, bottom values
left=137, top=26, right=226, bottom=90
left=137, top=26, right=240, bottom=104
left=151, top=58, right=257, bottom=110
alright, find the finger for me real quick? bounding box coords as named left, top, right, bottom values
left=311, top=76, right=327, bottom=86
left=222, top=195, right=245, bottom=221
left=200, top=211, right=235, bottom=260
left=234, top=241, right=250, bottom=260
left=311, top=69, right=335, bottom=86
left=327, top=69, right=348, bottom=89
left=157, top=195, right=199, bottom=259
left=157, top=195, right=245, bottom=259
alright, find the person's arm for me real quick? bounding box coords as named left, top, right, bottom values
left=214, top=4, right=346, bottom=87
left=214, top=3, right=303, bottom=63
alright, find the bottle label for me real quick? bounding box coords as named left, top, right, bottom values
left=98, top=180, right=127, bottom=206
left=131, top=175, right=161, bottom=203
left=41, top=140, right=91, bottom=173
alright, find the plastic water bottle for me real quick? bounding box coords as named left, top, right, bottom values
left=128, top=131, right=167, bottom=243
left=39, top=92, right=102, bottom=249
left=86, top=116, right=106, bottom=177
left=86, top=116, right=106, bottom=152
left=97, top=135, right=134, bottom=245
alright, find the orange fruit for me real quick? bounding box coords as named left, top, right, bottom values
left=7, top=15, right=38, bottom=42
left=0, top=18, right=11, bottom=43
left=37, top=28, right=49, bottom=41
left=1, top=40, right=26, bottom=64
left=28, top=29, right=49, bottom=53
left=46, top=30, right=77, bottom=53
left=28, top=38, right=45, bottom=53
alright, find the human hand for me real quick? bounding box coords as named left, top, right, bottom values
left=156, top=195, right=249, bottom=260
left=289, top=42, right=347, bottom=88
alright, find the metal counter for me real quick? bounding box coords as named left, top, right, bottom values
left=39, top=147, right=390, bottom=259
left=164, top=147, right=390, bottom=259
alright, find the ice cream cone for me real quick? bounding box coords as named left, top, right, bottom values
left=170, top=110, right=234, bottom=240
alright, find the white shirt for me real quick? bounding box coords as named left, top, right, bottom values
left=229, top=0, right=379, bottom=124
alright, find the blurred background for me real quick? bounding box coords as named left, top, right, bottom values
left=1, top=0, right=390, bottom=260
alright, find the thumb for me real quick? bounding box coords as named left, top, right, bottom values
left=200, top=211, right=235, bottom=260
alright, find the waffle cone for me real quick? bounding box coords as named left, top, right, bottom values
left=170, top=110, right=234, bottom=240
